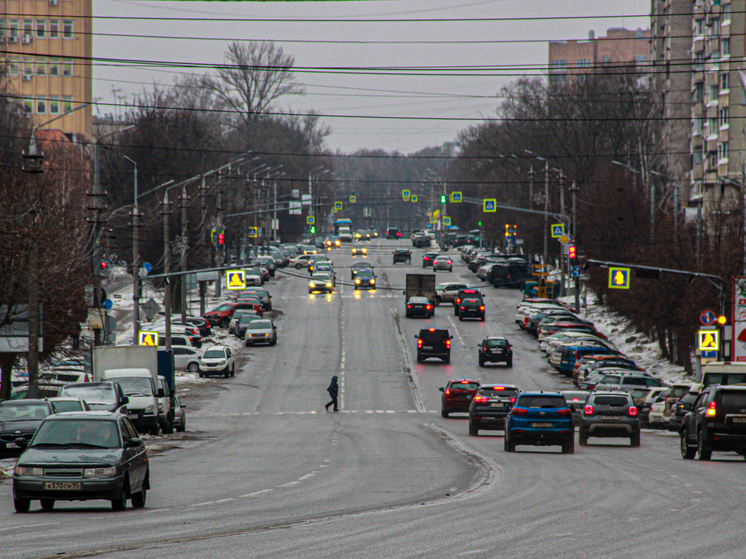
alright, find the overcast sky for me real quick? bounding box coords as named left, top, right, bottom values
left=94, top=1, right=650, bottom=154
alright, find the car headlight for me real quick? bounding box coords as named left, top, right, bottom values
left=326, top=282, right=332, bottom=287
left=309, top=282, right=316, bottom=287
left=355, top=279, right=360, bottom=284
left=362, top=249, right=367, bottom=253
left=145, top=404, right=155, bottom=414
left=370, top=278, right=376, bottom=284
left=84, top=466, right=117, bottom=477
left=15, top=466, right=43, bottom=476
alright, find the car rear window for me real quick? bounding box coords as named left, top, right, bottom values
left=449, top=382, right=479, bottom=390
left=591, top=395, right=629, bottom=406
left=518, top=396, right=566, bottom=408
left=478, top=387, right=519, bottom=397
left=719, top=391, right=746, bottom=408
left=486, top=339, right=508, bottom=348
left=419, top=329, right=449, bottom=342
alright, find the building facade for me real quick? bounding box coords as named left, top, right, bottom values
left=0, top=0, right=92, bottom=141
left=549, top=28, right=651, bottom=87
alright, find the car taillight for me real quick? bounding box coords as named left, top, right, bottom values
left=473, top=396, right=488, bottom=403
left=445, top=339, right=451, bottom=349
left=426, top=305, right=432, bottom=310
left=455, top=298, right=461, bottom=305
left=512, top=408, right=528, bottom=415
left=460, top=306, right=465, bottom=311
left=584, top=404, right=594, bottom=415
left=417, top=339, right=423, bottom=348
left=479, top=306, right=485, bottom=311
left=482, top=346, right=487, bottom=352
left=628, top=406, right=638, bottom=417
left=445, top=389, right=451, bottom=395
left=509, top=397, right=516, bottom=403
left=407, top=305, right=412, bottom=309
left=557, top=408, right=572, bottom=416
left=424, top=257, right=429, bottom=260
left=706, top=401, right=717, bottom=418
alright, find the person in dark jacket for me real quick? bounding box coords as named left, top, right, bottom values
left=325, top=375, right=339, bottom=412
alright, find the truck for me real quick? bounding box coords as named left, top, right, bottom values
left=404, top=273, right=437, bottom=305
left=92, top=346, right=176, bottom=435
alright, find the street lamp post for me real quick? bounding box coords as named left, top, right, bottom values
left=122, top=155, right=140, bottom=345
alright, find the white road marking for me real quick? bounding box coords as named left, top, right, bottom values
left=240, top=489, right=274, bottom=498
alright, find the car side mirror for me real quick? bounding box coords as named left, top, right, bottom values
left=14, top=437, right=27, bottom=449
left=450, top=336, right=454, bottom=339
left=126, top=438, right=143, bottom=448
left=121, top=396, right=129, bottom=405
left=414, top=334, right=418, bottom=339
left=569, top=404, right=576, bottom=412
left=157, top=389, right=165, bottom=398
left=439, top=387, right=444, bottom=392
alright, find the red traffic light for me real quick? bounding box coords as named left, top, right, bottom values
left=217, top=232, right=225, bottom=245
left=100, top=260, right=108, bottom=269
left=568, top=245, right=577, bottom=260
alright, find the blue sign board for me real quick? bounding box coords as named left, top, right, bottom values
left=102, top=299, right=113, bottom=310
left=483, top=199, right=496, bottom=212
left=142, top=262, right=152, bottom=273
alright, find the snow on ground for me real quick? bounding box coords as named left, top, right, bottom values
left=560, top=291, right=690, bottom=385
left=0, top=458, right=15, bottom=479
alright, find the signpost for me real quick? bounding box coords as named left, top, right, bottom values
left=350, top=195, right=356, bottom=203
left=335, top=201, right=343, bottom=210
left=402, top=189, right=411, bottom=201
left=306, top=216, right=315, bottom=225
left=608, top=267, right=631, bottom=289
left=551, top=224, right=565, bottom=238
left=248, top=227, right=258, bottom=238
left=698, top=329, right=719, bottom=352
left=226, top=269, right=246, bottom=291
left=139, top=331, right=159, bottom=347
left=483, top=199, right=496, bottom=212
left=450, top=192, right=462, bottom=203
left=411, top=195, right=418, bottom=203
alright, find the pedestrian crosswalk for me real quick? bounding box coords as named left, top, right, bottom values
left=192, top=409, right=437, bottom=418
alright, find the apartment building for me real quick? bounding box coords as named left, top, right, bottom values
left=549, top=28, right=651, bottom=87
left=0, top=0, right=92, bottom=141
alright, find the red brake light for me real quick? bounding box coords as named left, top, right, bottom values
left=417, top=339, right=423, bottom=348
left=557, top=408, right=572, bottom=416
left=482, top=346, right=487, bottom=352
left=706, top=401, right=717, bottom=418
left=426, top=305, right=432, bottom=310
left=407, top=305, right=412, bottom=309
left=628, top=406, right=638, bottom=417
left=445, top=389, right=451, bottom=395
left=479, top=306, right=485, bottom=311
left=460, top=306, right=465, bottom=311
left=445, top=339, right=451, bottom=349
left=424, top=256, right=429, bottom=260
left=474, top=396, right=488, bottom=403
left=584, top=404, right=594, bottom=415
left=461, top=380, right=469, bottom=384
left=509, top=397, right=516, bottom=403
left=512, top=408, right=528, bottom=415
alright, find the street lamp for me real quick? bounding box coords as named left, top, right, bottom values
left=122, top=155, right=141, bottom=345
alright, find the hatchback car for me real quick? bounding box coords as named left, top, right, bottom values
left=393, top=249, right=412, bottom=265
left=468, top=384, right=520, bottom=436
left=504, top=392, right=575, bottom=453
left=244, top=319, right=278, bottom=346
left=12, top=412, right=149, bottom=512
left=453, top=288, right=482, bottom=315
left=415, top=328, right=452, bottom=363
left=458, top=298, right=485, bottom=321
left=58, top=382, right=129, bottom=414
left=579, top=391, right=640, bottom=447
left=440, top=379, right=480, bottom=417
left=351, top=262, right=374, bottom=280
left=0, top=400, right=56, bottom=457
left=198, top=346, right=235, bottom=378
left=173, top=396, right=186, bottom=432
left=433, top=256, right=453, bottom=272
left=406, top=296, right=434, bottom=318
left=236, top=313, right=263, bottom=339
left=386, top=227, right=402, bottom=239
left=478, top=337, right=512, bottom=367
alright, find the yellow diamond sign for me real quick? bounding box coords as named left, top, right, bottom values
left=226, top=269, right=246, bottom=291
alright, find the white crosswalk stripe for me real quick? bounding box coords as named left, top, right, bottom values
left=193, top=409, right=423, bottom=418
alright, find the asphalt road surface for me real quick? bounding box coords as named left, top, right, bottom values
left=2, top=240, right=745, bottom=559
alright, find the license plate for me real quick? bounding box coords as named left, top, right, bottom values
left=44, top=482, right=82, bottom=491
left=732, top=417, right=746, bottom=423
left=423, top=346, right=433, bottom=350
left=5, top=442, right=19, bottom=449
left=490, top=403, right=503, bottom=408
left=602, top=415, right=620, bottom=421
left=532, top=422, right=552, bottom=428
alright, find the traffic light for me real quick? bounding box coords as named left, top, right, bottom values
left=718, top=315, right=727, bottom=326
left=310, top=225, right=316, bottom=234
left=217, top=231, right=225, bottom=245
left=568, top=245, right=577, bottom=261
left=100, top=260, right=108, bottom=270
left=440, top=194, right=447, bottom=204
left=505, top=224, right=510, bottom=237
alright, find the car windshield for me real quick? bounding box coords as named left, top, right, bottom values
left=32, top=419, right=120, bottom=449
left=410, top=298, right=429, bottom=304
left=0, top=403, right=51, bottom=421
left=518, top=396, right=566, bottom=408
left=592, top=395, right=629, bottom=406
left=203, top=350, right=226, bottom=359
left=248, top=320, right=272, bottom=330
left=113, top=377, right=153, bottom=396
left=51, top=401, right=84, bottom=413
left=61, top=386, right=116, bottom=404
left=449, top=382, right=479, bottom=390
left=214, top=304, right=232, bottom=312
left=357, top=271, right=375, bottom=278
left=486, top=339, right=508, bottom=348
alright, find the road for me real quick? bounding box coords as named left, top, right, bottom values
left=2, top=239, right=746, bottom=558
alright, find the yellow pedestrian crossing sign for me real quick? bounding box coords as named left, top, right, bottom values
left=450, top=192, right=462, bottom=203
left=139, top=331, right=159, bottom=347
left=335, top=201, right=343, bottom=210
left=350, top=195, right=356, bottom=203
left=248, top=227, right=258, bottom=238
left=306, top=216, right=315, bottom=225
left=483, top=199, right=497, bottom=212
left=411, top=195, right=418, bottom=203
left=698, top=329, right=719, bottom=352
left=402, top=189, right=411, bottom=201
left=551, top=223, right=565, bottom=238
left=226, top=269, right=246, bottom=291
left=443, top=216, right=451, bottom=226
left=608, top=267, right=630, bottom=289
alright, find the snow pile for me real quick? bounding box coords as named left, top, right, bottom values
left=0, top=458, right=15, bottom=479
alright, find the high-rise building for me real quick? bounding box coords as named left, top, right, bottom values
left=1, top=0, right=92, bottom=141
left=548, top=28, right=651, bottom=87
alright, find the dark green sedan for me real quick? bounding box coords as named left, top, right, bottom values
left=12, top=411, right=150, bottom=512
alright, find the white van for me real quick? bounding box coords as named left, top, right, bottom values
left=700, top=362, right=746, bottom=389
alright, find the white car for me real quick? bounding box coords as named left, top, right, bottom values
left=198, top=345, right=235, bottom=378
left=172, top=345, right=203, bottom=372
left=244, top=319, right=278, bottom=346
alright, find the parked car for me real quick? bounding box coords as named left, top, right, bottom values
left=439, top=379, right=480, bottom=417
left=58, top=382, right=129, bottom=414
left=236, top=313, right=263, bottom=339
left=504, top=392, right=575, bottom=454
left=198, top=345, right=235, bottom=378
left=244, top=319, right=278, bottom=346
left=173, top=396, right=186, bottom=432
left=468, top=384, right=520, bottom=436
left=478, top=336, right=512, bottom=367
left=406, top=296, right=434, bottom=318
left=680, top=385, right=746, bottom=460
left=415, top=328, right=452, bottom=363
left=579, top=391, right=641, bottom=447
left=12, top=412, right=150, bottom=512
left=203, top=302, right=262, bottom=328
left=0, top=400, right=56, bottom=457
left=171, top=346, right=203, bottom=373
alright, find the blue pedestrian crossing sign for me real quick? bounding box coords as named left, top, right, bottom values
left=402, top=189, right=410, bottom=201
left=608, top=267, right=631, bottom=289
left=335, top=201, right=343, bottom=210
left=443, top=216, right=451, bottom=226
left=248, top=227, right=258, bottom=238
left=698, top=329, right=719, bottom=352
left=226, top=269, right=246, bottom=291
left=350, top=195, right=356, bottom=203
left=450, top=192, right=462, bottom=203
left=139, top=331, right=159, bottom=347
left=411, top=195, right=418, bottom=203
left=551, top=223, right=565, bottom=238
left=306, top=216, right=315, bottom=225
left=483, top=199, right=497, bottom=212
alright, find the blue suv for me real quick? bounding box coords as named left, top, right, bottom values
left=504, top=392, right=575, bottom=454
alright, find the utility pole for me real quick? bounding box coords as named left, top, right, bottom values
left=570, top=181, right=580, bottom=312
left=123, top=156, right=140, bottom=346
left=543, top=160, right=549, bottom=266
left=558, top=170, right=566, bottom=297
left=215, top=188, right=223, bottom=298
left=181, top=184, right=189, bottom=322
left=162, top=191, right=172, bottom=350
left=528, top=165, right=534, bottom=209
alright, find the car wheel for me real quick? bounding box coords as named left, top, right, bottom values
left=579, top=431, right=588, bottom=446
left=416, top=353, right=422, bottom=363
left=131, top=487, right=147, bottom=509
left=443, top=354, right=450, bottom=364
left=441, top=409, right=449, bottom=418
left=680, top=431, right=695, bottom=459
left=630, top=432, right=641, bottom=447
left=480, top=316, right=485, bottom=322
left=219, top=318, right=229, bottom=328
left=40, top=499, right=54, bottom=512
left=188, top=363, right=199, bottom=373
left=198, top=371, right=204, bottom=377
left=478, top=356, right=485, bottom=367
left=506, top=358, right=513, bottom=368
left=150, top=424, right=160, bottom=436
left=469, top=420, right=479, bottom=436
left=562, top=439, right=575, bottom=454
left=231, top=366, right=235, bottom=377
left=177, top=419, right=186, bottom=432
left=697, top=433, right=712, bottom=460
left=295, top=263, right=302, bottom=269
left=163, top=420, right=174, bottom=435
left=270, top=339, right=277, bottom=346
left=458, top=316, right=464, bottom=321
left=111, top=482, right=129, bottom=511
left=224, top=369, right=230, bottom=378
left=435, top=297, right=441, bottom=306
left=13, top=497, right=30, bottom=513
left=505, top=432, right=515, bottom=452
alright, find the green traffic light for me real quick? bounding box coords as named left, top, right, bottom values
left=310, top=226, right=316, bottom=234
left=440, top=195, right=447, bottom=204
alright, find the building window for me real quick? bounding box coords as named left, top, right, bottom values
left=22, top=57, right=33, bottom=78
left=723, top=4, right=731, bottom=23
left=23, top=98, right=33, bottom=116
left=719, top=107, right=729, bottom=127
left=0, top=20, right=6, bottom=41
left=62, top=96, right=73, bottom=114
left=708, top=151, right=718, bottom=168
left=576, top=59, right=590, bottom=68
left=49, top=19, right=59, bottom=39
left=694, top=117, right=704, bottom=135
left=23, top=19, right=32, bottom=36
left=722, top=38, right=730, bottom=56
left=709, top=84, right=719, bottom=101
left=694, top=82, right=704, bottom=102
left=8, top=57, right=20, bottom=76
left=36, top=57, right=47, bottom=76
left=693, top=145, right=704, bottom=167
left=9, top=19, right=19, bottom=40
left=550, top=59, right=567, bottom=70
left=36, top=19, right=46, bottom=39
left=36, top=99, right=47, bottom=115
left=720, top=72, right=729, bottom=92
left=718, top=142, right=729, bottom=162
left=49, top=96, right=60, bottom=115
left=694, top=51, right=704, bottom=70
left=708, top=117, right=718, bottom=132
left=62, top=20, right=73, bottom=39
left=49, top=58, right=59, bottom=76
left=710, top=18, right=720, bottom=35
left=62, top=59, right=73, bottom=77
left=695, top=18, right=704, bottom=35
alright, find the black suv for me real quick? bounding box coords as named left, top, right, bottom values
left=415, top=328, right=452, bottom=363
left=478, top=336, right=512, bottom=367
left=579, top=391, right=641, bottom=447
left=393, top=249, right=412, bottom=264
left=680, top=385, right=746, bottom=460
left=458, top=298, right=485, bottom=321
left=468, top=384, right=520, bottom=436
left=386, top=227, right=402, bottom=239
left=453, top=288, right=482, bottom=316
